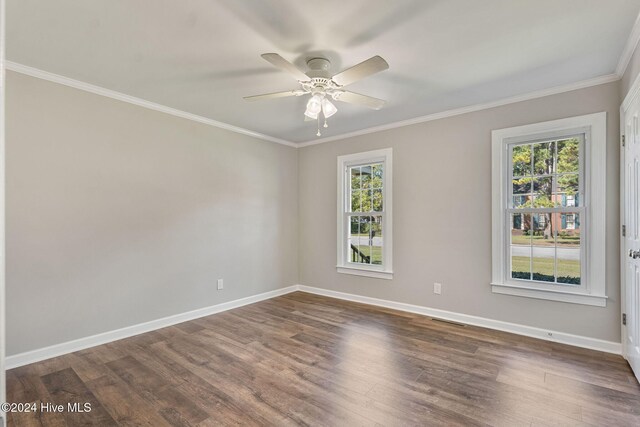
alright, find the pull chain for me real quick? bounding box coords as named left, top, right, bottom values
left=317, top=116, right=321, bottom=136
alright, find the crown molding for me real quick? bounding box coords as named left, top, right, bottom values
left=6, top=61, right=621, bottom=149
left=616, top=10, right=640, bottom=78
left=5, top=61, right=297, bottom=148
left=297, top=73, right=620, bottom=147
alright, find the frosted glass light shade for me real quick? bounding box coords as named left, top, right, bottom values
left=322, top=98, right=337, bottom=118
left=304, top=94, right=323, bottom=119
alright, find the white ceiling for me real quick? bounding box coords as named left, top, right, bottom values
left=8, top=0, right=640, bottom=144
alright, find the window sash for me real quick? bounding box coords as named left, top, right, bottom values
left=347, top=164, right=384, bottom=213
left=505, top=135, right=586, bottom=291
left=508, top=135, right=585, bottom=210
left=344, top=213, right=383, bottom=267
left=343, top=174, right=387, bottom=268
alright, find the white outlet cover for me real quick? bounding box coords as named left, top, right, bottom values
left=434, top=282, right=442, bottom=294
left=217, top=279, right=224, bottom=290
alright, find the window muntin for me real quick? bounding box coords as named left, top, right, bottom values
left=507, top=136, right=584, bottom=287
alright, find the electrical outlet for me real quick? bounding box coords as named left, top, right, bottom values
left=217, top=278, right=224, bottom=290
left=434, top=282, right=442, bottom=295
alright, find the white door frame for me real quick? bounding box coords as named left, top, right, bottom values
left=621, top=100, right=628, bottom=359
left=621, top=72, right=640, bottom=363
left=0, top=0, right=6, bottom=422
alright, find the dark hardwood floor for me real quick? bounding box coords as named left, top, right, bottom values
left=7, top=291, right=640, bottom=426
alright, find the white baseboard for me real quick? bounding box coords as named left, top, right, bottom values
left=6, top=285, right=299, bottom=369
left=297, top=285, right=622, bottom=355
left=7, top=283, right=622, bottom=369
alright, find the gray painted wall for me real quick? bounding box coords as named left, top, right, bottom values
left=6, top=71, right=299, bottom=355
left=298, top=81, right=622, bottom=342
left=6, top=71, right=624, bottom=355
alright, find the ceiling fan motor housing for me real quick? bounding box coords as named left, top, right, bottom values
left=306, top=57, right=331, bottom=73
left=301, top=77, right=342, bottom=99
left=307, top=57, right=331, bottom=71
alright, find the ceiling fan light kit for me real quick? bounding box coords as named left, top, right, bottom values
left=304, top=93, right=323, bottom=119
left=244, top=53, right=389, bottom=136
left=321, top=97, right=337, bottom=118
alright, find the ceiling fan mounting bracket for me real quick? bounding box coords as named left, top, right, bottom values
left=306, top=57, right=331, bottom=71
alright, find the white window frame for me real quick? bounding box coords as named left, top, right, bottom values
left=337, top=148, right=393, bottom=279
left=491, top=112, right=607, bottom=307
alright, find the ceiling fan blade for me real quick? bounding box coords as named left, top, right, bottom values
left=243, top=90, right=303, bottom=102
left=261, top=53, right=310, bottom=82
left=304, top=115, right=315, bottom=122
left=333, top=91, right=386, bottom=110
left=331, top=56, right=389, bottom=87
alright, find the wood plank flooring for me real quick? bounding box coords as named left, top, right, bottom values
left=6, top=291, right=640, bottom=426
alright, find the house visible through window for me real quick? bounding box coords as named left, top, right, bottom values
left=337, top=149, right=393, bottom=279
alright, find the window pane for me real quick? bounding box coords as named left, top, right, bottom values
left=370, top=216, right=383, bottom=265
left=347, top=216, right=383, bottom=265
left=351, top=189, right=362, bottom=212
left=512, top=144, right=532, bottom=177
left=532, top=213, right=555, bottom=283
left=557, top=139, right=579, bottom=173
left=511, top=213, right=531, bottom=280
left=349, top=163, right=383, bottom=213
left=348, top=216, right=359, bottom=262
left=557, top=213, right=581, bottom=285
left=555, top=174, right=579, bottom=207
left=358, top=216, right=371, bottom=264
left=350, top=166, right=361, bottom=190
left=372, top=164, right=383, bottom=188
left=349, top=216, right=370, bottom=264
left=372, top=189, right=383, bottom=212
left=533, top=141, right=554, bottom=175
left=361, top=190, right=372, bottom=212
left=513, top=178, right=531, bottom=194
left=361, top=165, right=372, bottom=188
left=513, top=195, right=530, bottom=208
left=532, top=177, right=553, bottom=207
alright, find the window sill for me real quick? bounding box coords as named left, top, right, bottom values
left=491, top=282, right=607, bottom=307
left=337, top=266, right=393, bottom=280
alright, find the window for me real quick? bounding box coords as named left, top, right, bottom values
left=337, top=149, right=393, bottom=279
left=491, top=113, right=607, bottom=306
left=563, top=213, right=577, bottom=230
left=509, top=137, right=583, bottom=285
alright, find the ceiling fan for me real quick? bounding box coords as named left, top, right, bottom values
left=244, top=53, right=389, bottom=136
